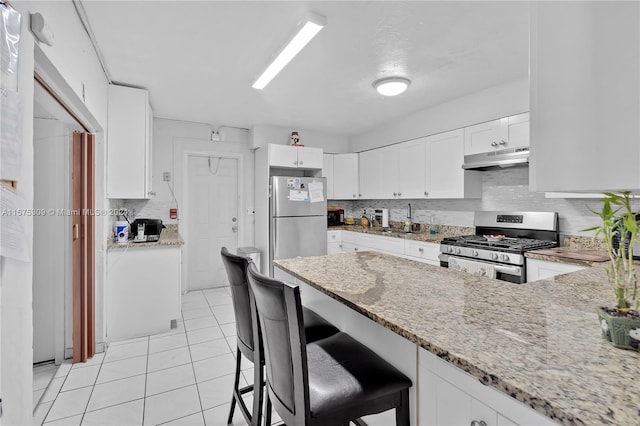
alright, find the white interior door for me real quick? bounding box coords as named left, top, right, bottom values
left=186, top=155, right=239, bottom=290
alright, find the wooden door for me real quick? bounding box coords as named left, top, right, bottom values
left=72, top=132, right=95, bottom=363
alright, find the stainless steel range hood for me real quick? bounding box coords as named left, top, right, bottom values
left=462, top=146, right=529, bottom=170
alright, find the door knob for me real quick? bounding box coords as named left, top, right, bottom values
left=232, top=217, right=237, bottom=222
left=232, top=226, right=238, bottom=232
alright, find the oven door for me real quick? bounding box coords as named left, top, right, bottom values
left=438, top=254, right=525, bottom=284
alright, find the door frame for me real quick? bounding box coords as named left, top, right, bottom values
left=176, top=147, right=244, bottom=293
left=33, top=45, right=105, bottom=361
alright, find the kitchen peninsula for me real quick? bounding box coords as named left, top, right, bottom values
left=274, top=252, right=640, bottom=426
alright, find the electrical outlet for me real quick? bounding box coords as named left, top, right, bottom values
left=163, top=172, right=171, bottom=182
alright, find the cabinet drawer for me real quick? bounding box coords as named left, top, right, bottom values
left=327, top=230, right=342, bottom=242
left=358, top=233, right=405, bottom=254
left=404, top=240, right=440, bottom=264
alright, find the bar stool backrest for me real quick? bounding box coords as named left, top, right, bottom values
left=246, top=262, right=310, bottom=425
left=220, top=247, right=255, bottom=357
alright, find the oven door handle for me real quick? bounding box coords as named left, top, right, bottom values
left=439, top=254, right=522, bottom=276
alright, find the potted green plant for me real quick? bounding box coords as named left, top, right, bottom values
left=584, top=191, right=640, bottom=350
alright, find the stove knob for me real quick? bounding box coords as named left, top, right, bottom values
left=491, top=253, right=499, bottom=260
left=447, top=247, right=453, bottom=253
left=501, top=254, right=510, bottom=261
left=472, top=250, right=479, bottom=257
left=455, top=248, right=461, bottom=255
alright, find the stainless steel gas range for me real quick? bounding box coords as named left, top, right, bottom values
left=438, top=211, right=559, bottom=283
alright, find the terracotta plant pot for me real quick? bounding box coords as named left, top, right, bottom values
left=597, top=307, right=640, bottom=350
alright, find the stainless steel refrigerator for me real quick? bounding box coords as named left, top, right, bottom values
left=270, top=176, right=327, bottom=275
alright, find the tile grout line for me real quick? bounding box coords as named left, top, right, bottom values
left=184, top=290, right=208, bottom=424
left=142, top=335, right=150, bottom=425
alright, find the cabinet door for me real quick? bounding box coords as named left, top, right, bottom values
left=397, top=138, right=427, bottom=199
left=107, top=247, right=181, bottom=341
left=378, top=145, right=399, bottom=198
left=323, top=154, right=334, bottom=199
left=145, top=101, right=153, bottom=196
left=269, top=144, right=298, bottom=168
left=427, top=129, right=481, bottom=199
left=107, top=85, right=151, bottom=199
left=530, top=2, right=640, bottom=192
left=359, top=150, right=383, bottom=199
left=463, top=118, right=507, bottom=155
left=506, top=112, right=529, bottom=148
left=526, top=258, right=586, bottom=282
left=296, top=146, right=323, bottom=169
left=333, top=153, right=359, bottom=199
left=327, top=242, right=343, bottom=254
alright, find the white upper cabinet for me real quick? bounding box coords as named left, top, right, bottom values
left=530, top=2, right=640, bottom=192
left=379, top=145, right=400, bottom=198
left=322, top=154, right=334, bottom=199
left=107, top=85, right=153, bottom=199
left=269, top=144, right=323, bottom=169
left=359, top=149, right=384, bottom=199
left=332, top=153, right=359, bottom=200
left=464, top=113, right=529, bottom=156
left=397, top=139, right=427, bottom=199
left=427, top=129, right=482, bottom=199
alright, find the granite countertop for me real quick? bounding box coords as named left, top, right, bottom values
left=107, top=224, right=184, bottom=250
left=331, top=224, right=474, bottom=243
left=274, top=252, right=640, bottom=425
left=526, top=235, right=610, bottom=266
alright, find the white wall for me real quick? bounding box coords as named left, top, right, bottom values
left=349, top=78, right=529, bottom=152
left=251, top=124, right=350, bottom=153
left=3, top=1, right=108, bottom=423
left=119, top=119, right=255, bottom=242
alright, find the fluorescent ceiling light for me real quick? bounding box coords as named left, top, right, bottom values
left=374, top=77, right=411, bottom=96
left=252, top=13, right=327, bottom=90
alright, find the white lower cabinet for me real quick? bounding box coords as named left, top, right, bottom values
left=419, top=348, right=556, bottom=426
left=107, top=246, right=182, bottom=341
left=337, top=231, right=441, bottom=265
left=526, top=258, right=587, bottom=282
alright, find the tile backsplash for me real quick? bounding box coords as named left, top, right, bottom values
left=331, top=166, right=630, bottom=237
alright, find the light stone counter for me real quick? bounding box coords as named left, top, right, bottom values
left=332, top=224, right=474, bottom=243
left=274, top=252, right=640, bottom=425
left=107, top=224, right=184, bottom=250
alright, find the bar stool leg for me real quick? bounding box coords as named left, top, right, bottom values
left=395, top=389, right=410, bottom=426
left=227, top=348, right=243, bottom=424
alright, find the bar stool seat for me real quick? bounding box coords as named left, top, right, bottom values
left=306, top=333, right=412, bottom=420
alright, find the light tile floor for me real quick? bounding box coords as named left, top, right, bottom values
left=33, top=287, right=281, bottom=426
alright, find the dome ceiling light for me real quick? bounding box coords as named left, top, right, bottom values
left=373, top=77, right=411, bottom=96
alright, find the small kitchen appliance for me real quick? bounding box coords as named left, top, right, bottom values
left=438, top=211, right=559, bottom=283
left=327, top=207, right=344, bottom=226
left=374, top=208, right=389, bottom=228
left=130, top=218, right=165, bottom=242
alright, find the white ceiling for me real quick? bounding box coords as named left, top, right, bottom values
left=81, top=1, right=529, bottom=137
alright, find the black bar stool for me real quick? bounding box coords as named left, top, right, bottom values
left=220, top=247, right=339, bottom=426
left=246, top=262, right=413, bottom=426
